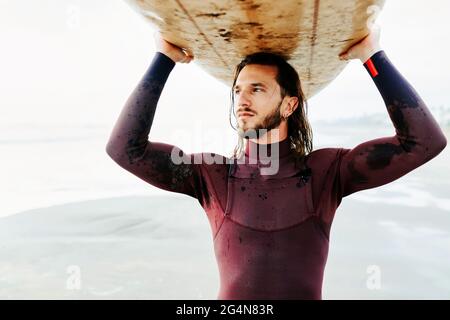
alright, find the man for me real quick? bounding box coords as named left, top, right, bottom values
left=105, top=26, right=447, bottom=299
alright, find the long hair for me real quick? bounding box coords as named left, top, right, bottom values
left=228, top=52, right=313, bottom=166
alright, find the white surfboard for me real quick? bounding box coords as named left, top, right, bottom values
left=124, top=0, right=385, bottom=99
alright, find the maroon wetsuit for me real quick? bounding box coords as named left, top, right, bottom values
left=106, top=51, right=447, bottom=299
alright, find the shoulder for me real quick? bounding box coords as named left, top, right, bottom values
left=306, top=147, right=348, bottom=162
left=185, top=151, right=232, bottom=176
left=305, top=147, right=351, bottom=172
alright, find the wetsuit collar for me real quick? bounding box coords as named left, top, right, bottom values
left=244, top=137, right=292, bottom=161
left=233, top=137, right=309, bottom=179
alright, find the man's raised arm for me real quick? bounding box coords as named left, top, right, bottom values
left=105, top=35, right=205, bottom=200
left=336, top=26, right=447, bottom=198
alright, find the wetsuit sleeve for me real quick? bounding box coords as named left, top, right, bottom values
left=338, top=50, right=447, bottom=198
left=105, top=52, right=203, bottom=200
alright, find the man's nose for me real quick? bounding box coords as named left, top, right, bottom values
left=237, top=90, right=251, bottom=107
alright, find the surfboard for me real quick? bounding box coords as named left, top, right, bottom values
left=124, top=0, right=385, bottom=99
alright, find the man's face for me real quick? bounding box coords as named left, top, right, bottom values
left=233, top=64, right=285, bottom=139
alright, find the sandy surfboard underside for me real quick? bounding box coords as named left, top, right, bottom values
left=124, top=0, right=385, bottom=99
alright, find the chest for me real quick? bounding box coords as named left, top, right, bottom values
left=223, top=166, right=315, bottom=232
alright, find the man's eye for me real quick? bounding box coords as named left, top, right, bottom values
left=234, top=88, right=263, bottom=94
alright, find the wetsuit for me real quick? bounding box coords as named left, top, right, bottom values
left=106, top=51, right=447, bottom=299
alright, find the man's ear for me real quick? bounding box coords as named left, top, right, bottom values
left=287, top=96, right=299, bottom=114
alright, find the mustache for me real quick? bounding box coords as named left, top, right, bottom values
left=236, top=108, right=256, bottom=115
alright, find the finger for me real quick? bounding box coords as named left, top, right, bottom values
left=339, top=53, right=348, bottom=61
left=344, top=51, right=354, bottom=60
left=180, top=55, right=189, bottom=63
left=182, top=48, right=194, bottom=57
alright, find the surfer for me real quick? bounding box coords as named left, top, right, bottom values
left=106, top=26, right=447, bottom=299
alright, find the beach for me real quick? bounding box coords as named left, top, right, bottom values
left=1, top=192, right=449, bottom=299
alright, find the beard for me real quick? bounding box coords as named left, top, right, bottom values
left=237, top=99, right=284, bottom=140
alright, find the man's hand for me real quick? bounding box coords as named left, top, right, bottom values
left=153, top=32, right=194, bottom=64
left=339, top=24, right=383, bottom=63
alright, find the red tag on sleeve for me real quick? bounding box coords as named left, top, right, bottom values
left=365, top=58, right=379, bottom=78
